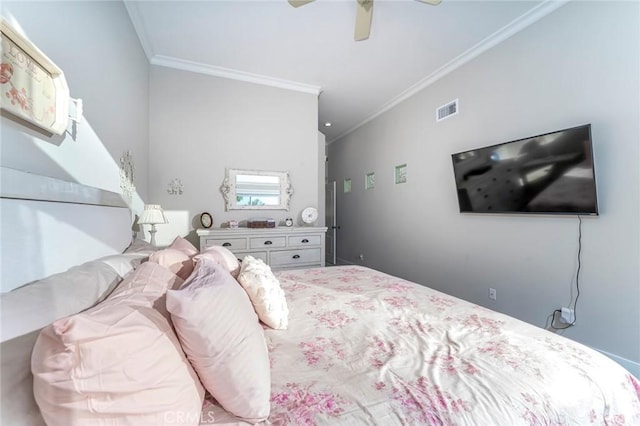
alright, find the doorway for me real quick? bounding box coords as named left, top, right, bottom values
left=325, top=180, right=337, bottom=265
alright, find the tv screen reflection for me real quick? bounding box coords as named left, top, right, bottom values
left=452, top=125, right=598, bottom=214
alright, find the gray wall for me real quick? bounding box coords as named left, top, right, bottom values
left=1, top=1, right=149, bottom=199
left=1, top=2, right=150, bottom=288
left=148, top=66, right=320, bottom=246
left=328, top=1, right=639, bottom=371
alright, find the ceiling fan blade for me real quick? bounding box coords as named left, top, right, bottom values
left=415, top=0, right=441, bottom=5
left=354, top=0, right=374, bottom=41
left=288, top=0, right=315, bottom=7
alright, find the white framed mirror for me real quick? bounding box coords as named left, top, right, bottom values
left=220, top=168, right=293, bottom=211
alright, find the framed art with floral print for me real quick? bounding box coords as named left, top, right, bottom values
left=1, top=18, right=69, bottom=135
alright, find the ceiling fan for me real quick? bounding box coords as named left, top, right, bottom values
left=288, top=0, right=442, bottom=41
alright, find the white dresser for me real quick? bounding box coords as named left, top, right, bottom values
left=196, top=227, right=327, bottom=270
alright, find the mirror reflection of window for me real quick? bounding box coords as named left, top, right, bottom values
left=221, top=168, right=292, bottom=211
left=235, top=174, right=281, bottom=206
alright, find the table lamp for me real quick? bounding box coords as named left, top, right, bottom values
left=138, top=204, right=168, bottom=246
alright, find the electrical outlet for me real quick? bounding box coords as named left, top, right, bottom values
left=488, top=288, right=497, bottom=301
left=358, top=253, right=365, bottom=261
left=560, top=307, right=575, bottom=324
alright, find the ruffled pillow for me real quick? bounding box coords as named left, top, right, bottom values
left=236, top=255, right=288, bottom=330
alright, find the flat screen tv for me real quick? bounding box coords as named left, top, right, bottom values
left=451, top=124, right=598, bottom=215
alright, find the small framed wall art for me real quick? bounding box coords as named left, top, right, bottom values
left=1, top=19, right=70, bottom=135
left=343, top=178, right=352, bottom=193
left=395, top=164, right=407, bottom=184
left=365, top=172, right=375, bottom=190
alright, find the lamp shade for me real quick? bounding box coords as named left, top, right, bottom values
left=138, top=204, right=168, bottom=225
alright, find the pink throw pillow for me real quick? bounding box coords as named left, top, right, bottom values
left=149, top=248, right=194, bottom=280
left=166, top=257, right=270, bottom=422
left=193, top=245, right=240, bottom=278
left=106, top=261, right=184, bottom=319
left=169, top=236, right=199, bottom=257
left=107, top=261, right=183, bottom=301
left=32, top=305, right=204, bottom=426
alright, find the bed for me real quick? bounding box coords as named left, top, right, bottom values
left=203, top=264, right=640, bottom=425
left=1, top=170, right=638, bottom=425
left=4, top=246, right=639, bottom=425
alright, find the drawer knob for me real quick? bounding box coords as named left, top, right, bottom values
left=264, top=240, right=273, bottom=245
left=292, top=254, right=301, bottom=259
left=301, top=239, right=309, bottom=243
left=222, top=242, right=232, bottom=247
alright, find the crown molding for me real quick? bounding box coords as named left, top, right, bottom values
left=150, top=55, right=322, bottom=95
left=124, top=2, right=320, bottom=95
left=123, top=1, right=154, bottom=61
left=328, top=0, right=571, bottom=144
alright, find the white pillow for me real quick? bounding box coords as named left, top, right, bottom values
left=166, top=258, right=270, bottom=422
left=1, top=258, right=129, bottom=343
left=236, top=255, right=289, bottom=330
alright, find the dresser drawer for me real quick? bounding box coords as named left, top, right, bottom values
left=203, top=238, right=247, bottom=250
left=287, top=235, right=321, bottom=247
left=270, top=248, right=322, bottom=267
left=250, top=236, right=286, bottom=249
left=197, top=227, right=326, bottom=270
left=238, top=251, right=267, bottom=264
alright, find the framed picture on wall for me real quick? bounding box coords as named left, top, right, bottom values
left=344, top=178, right=352, bottom=193
left=1, top=18, right=69, bottom=135
left=365, top=172, right=375, bottom=190
left=395, top=164, right=407, bottom=184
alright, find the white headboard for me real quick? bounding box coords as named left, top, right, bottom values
left=1, top=167, right=133, bottom=292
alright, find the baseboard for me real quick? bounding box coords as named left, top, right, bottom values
left=594, top=347, right=640, bottom=378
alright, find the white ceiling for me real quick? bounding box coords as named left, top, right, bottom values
left=125, top=0, right=567, bottom=142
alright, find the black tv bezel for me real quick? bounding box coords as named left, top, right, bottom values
left=451, top=124, right=599, bottom=216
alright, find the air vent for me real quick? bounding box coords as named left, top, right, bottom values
left=436, top=99, right=459, bottom=122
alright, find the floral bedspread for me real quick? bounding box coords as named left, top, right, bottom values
left=202, top=266, right=640, bottom=425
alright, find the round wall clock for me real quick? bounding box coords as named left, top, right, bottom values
left=200, top=212, right=213, bottom=228
left=301, top=207, right=318, bottom=225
